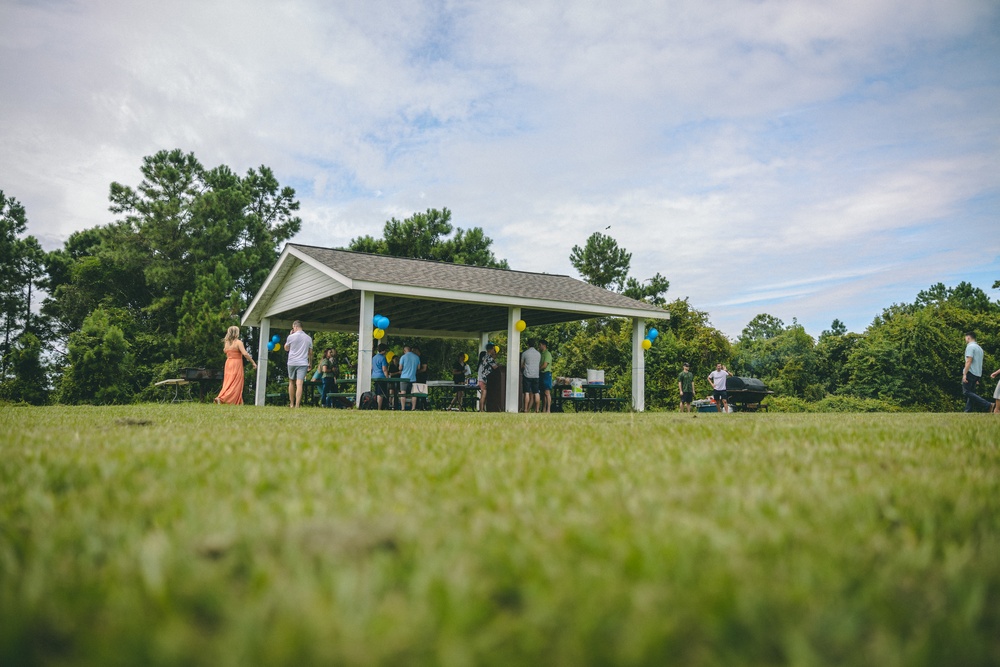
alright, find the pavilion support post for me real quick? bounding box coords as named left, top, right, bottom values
left=356, top=290, right=375, bottom=406
left=506, top=307, right=521, bottom=413
left=631, top=317, right=646, bottom=412
left=254, top=318, right=270, bottom=406
left=480, top=332, right=490, bottom=353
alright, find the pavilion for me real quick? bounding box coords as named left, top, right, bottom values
left=241, top=244, right=667, bottom=412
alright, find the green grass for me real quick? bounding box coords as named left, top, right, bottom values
left=1, top=406, right=998, bottom=666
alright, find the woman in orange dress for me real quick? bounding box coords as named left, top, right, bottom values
left=215, top=326, right=257, bottom=405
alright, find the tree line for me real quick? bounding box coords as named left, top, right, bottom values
left=1, top=149, right=996, bottom=410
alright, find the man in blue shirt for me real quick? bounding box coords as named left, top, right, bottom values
left=398, top=344, right=420, bottom=412
left=372, top=344, right=390, bottom=410
left=962, top=331, right=993, bottom=412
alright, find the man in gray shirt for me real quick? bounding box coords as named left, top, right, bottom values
left=285, top=320, right=313, bottom=409
left=520, top=338, right=541, bottom=413
left=962, top=331, right=993, bottom=412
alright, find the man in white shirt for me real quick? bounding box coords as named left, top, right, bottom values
left=707, top=363, right=732, bottom=414
left=520, top=339, right=542, bottom=413
left=284, top=320, right=313, bottom=408
left=962, top=331, right=993, bottom=412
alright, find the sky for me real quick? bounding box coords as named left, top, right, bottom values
left=2, top=0, right=998, bottom=338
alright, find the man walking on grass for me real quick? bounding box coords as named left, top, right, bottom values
left=962, top=331, right=994, bottom=412
left=708, top=363, right=732, bottom=414
left=677, top=363, right=694, bottom=412
left=285, top=321, right=312, bottom=408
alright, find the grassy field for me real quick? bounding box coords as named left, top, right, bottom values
left=1, top=405, right=998, bottom=666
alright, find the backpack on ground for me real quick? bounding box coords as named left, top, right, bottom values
left=359, top=391, right=377, bottom=410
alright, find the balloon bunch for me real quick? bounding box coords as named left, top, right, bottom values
left=372, top=314, right=391, bottom=340
left=267, top=334, right=282, bottom=352
left=641, top=327, right=659, bottom=351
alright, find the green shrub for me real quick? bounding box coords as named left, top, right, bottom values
left=813, top=395, right=902, bottom=413
left=765, top=396, right=812, bottom=412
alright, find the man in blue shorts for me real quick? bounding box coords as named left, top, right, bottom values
left=539, top=340, right=553, bottom=413
left=520, top=338, right=541, bottom=413
left=285, top=320, right=313, bottom=408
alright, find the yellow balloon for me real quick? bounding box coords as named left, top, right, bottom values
left=274, top=343, right=281, bottom=352
left=385, top=350, right=394, bottom=362
left=373, top=328, right=385, bottom=340
left=641, top=338, right=652, bottom=350
left=462, top=353, right=468, bottom=363
left=495, top=345, right=500, bottom=353
left=515, top=319, right=526, bottom=332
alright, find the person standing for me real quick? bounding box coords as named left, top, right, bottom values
left=677, top=363, right=694, bottom=413
left=477, top=346, right=499, bottom=412
left=520, top=338, right=541, bottom=413
left=539, top=340, right=553, bottom=413
left=707, top=363, right=732, bottom=414
left=372, top=343, right=390, bottom=410
left=215, top=326, right=257, bottom=405
left=991, top=367, right=1000, bottom=414
left=319, top=348, right=338, bottom=407
left=398, top=344, right=420, bottom=412
left=413, top=345, right=429, bottom=410
left=285, top=321, right=312, bottom=408
left=448, top=353, right=471, bottom=411
left=962, top=332, right=993, bottom=412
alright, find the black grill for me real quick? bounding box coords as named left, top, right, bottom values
left=724, top=376, right=773, bottom=411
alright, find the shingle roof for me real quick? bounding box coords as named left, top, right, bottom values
left=291, top=244, right=665, bottom=315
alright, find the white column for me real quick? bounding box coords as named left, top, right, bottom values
left=254, top=318, right=270, bottom=406
left=505, top=307, right=521, bottom=413
left=356, top=290, right=375, bottom=406
left=631, top=317, right=646, bottom=412
left=480, top=331, right=490, bottom=353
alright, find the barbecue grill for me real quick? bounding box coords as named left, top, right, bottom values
left=181, top=367, right=224, bottom=381
left=724, top=376, right=773, bottom=412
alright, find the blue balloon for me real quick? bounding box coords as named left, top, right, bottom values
left=267, top=341, right=275, bottom=351
left=373, top=314, right=382, bottom=327
left=378, top=316, right=390, bottom=330
left=271, top=334, right=280, bottom=343
left=647, top=328, right=659, bottom=341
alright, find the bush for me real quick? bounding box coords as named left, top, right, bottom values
left=766, top=396, right=812, bottom=413
left=813, top=395, right=902, bottom=413
left=766, top=394, right=904, bottom=413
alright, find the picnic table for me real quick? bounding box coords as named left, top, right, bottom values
left=550, top=383, right=629, bottom=413
left=154, top=378, right=193, bottom=403
left=426, top=380, right=479, bottom=411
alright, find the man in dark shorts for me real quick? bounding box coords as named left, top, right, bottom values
left=398, top=344, right=420, bottom=411
left=707, top=363, right=732, bottom=414
left=520, top=338, right=541, bottom=413
left=677, top=362, right=694, bottom=412
left=371, top=344, right=390, bottom=410
left=448, top=353, right=471, bottom=411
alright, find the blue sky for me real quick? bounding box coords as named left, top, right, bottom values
left=1, top=0, right=998, bottom=338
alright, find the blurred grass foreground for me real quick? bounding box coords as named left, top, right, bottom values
left=1, top=405, right=998, bottom=666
